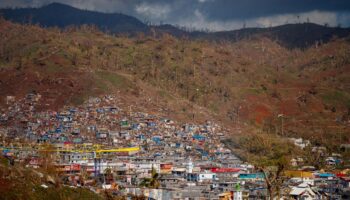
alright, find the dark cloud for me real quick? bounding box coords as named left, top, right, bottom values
left=1, top=0, right=350, bottom=31
left=199, top=0, right=350, bottom=20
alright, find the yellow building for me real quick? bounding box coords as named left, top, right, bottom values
left=285, top=170, right=313, bottom=178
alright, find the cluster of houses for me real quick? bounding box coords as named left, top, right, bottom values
left=1, top=93, right=350, bottom=199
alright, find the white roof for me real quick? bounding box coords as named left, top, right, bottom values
left=290, top=185, right=316, bottom=196
left=173, top=167, right=186, bottom=172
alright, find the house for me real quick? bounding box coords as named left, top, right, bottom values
left=290, top=157, right=304, bottom=167
left=288, top=177, right=314, bottom=186
left=120, top=119, right=130, bottom=128
left=192, top=134, right=206, bottom=141
left=96, top=128, right=109, bottom=139
left=211, top=167, right=241, bottom=174
left=58, top=135, right=68, bottom=143
left=289, top=138, right=310, bottom=149
left=218, top=190, right=248, bottom=200
left=6, top=96, right=15, bottom=104
left=159, top=175, right=184, bottom=187
left=341, top=177, right=350, bottom=188
left=197, top=172, right=217, bottom=182
left=316, top=173, right=335, bottom=179
left=312, top=146, right=327, bottom=155
left=285, top=170, right=314, bottom=179
left=215, top=182, right=242, bottom=192
left=172, top=167, right=186, bottom=177
left=325, top=157, right=342, bottom=165
left=160, top=163, right=173, bottom=174
left=289, top=183, right=322, bottom=200
left=186, top=172, right=217, bottom=182
left=72, top=137, right=83, bottom=144
left=238, top=173, right=265, bottom=181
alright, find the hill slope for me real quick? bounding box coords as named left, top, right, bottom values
left=0, top=19, right=349, bottom=150
left=199, top=23, right=350, bottom=49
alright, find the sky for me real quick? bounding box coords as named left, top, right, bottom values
left=1, top=0, right=350, bottom=31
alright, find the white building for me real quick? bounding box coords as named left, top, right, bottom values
left=289, top=183, right=320, bottom=200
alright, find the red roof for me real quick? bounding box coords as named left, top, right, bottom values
left=336, top=173, right=346, bottom=178
left=211, top=168, right=240, bottom=173
left=64, top=141, right=73, bottom=145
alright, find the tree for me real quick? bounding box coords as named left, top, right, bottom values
left=303, top=145, right=325, bottom=170
left=257, top=158, right=288, bottom=199
left=39, top=143, right=62, bottom=187
left=80, top=167, right=90, bottom=186
left=139, top=167, right=160, bottom=189
left=39, top=143, right=56, bottom=175
left=240, top=133, right=298, bottom=199
left=104, top=167, right=114, bottom=184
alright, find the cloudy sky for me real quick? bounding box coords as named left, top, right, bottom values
left=1, top=0, right=350, bottom=31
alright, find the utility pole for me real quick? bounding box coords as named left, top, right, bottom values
left=193, top=88, right=199, bottom=121
left=237, top=106, right=241, bottom=127
left=278, top=114, right=284, bottom=136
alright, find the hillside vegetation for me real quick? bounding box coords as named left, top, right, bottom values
left=0, top=156, right=103, bottom=200
left=0, top=19, right=349, bottom=153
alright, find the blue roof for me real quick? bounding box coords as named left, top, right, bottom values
left=318, top=173, right=334, bottom=177
left=152, top=137, right=162, bottom=144
left=239, top=173, right=265, bottom=179
left=192, top=134, right=206, bottom=140
left=2, top=149, right=10, bottom=153
left=42, top=135, right=49, bottom=140
left=96, top=108, right=105, bottom=113
left=147, top=122, right=157, bottom=127
left=73, top=138, right=82, bottom=143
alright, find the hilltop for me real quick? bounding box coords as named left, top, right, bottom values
left=0, top=18, right=349, bottom=152
left=1, top=3, right=350, bottom=49
left=0, top=2, right=148, bottom=34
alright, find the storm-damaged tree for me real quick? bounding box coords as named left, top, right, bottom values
left=39, top=143, right=61, bottom=187
left=240, top=133, right=299, bottom=199
left=104, top=167, right=114, bottom=184
left=303, top=145, right=326, bottom=170
left=257, top=157, right=289, bottom=199
left=139, top=167, right=160, bottom=189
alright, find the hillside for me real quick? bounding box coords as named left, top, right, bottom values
left=0, top=155, right=105, bottom=200
left=199, top=23, right=350, bottom=49
left=0, top=19, right=349, bottom=151
left=1, top=3, right=350, bottom=49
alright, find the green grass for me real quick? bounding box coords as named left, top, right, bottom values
left=60, top=71, right=134, bottom=106
left=94, top=77, right=109, bottom=92
left=96, top=71, right=132, bottom=91
left=44, top=61, right=64, bottom=73
left=322, top=90, right=350, bottom=107
left=209, top=102, right=219, bottom=112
